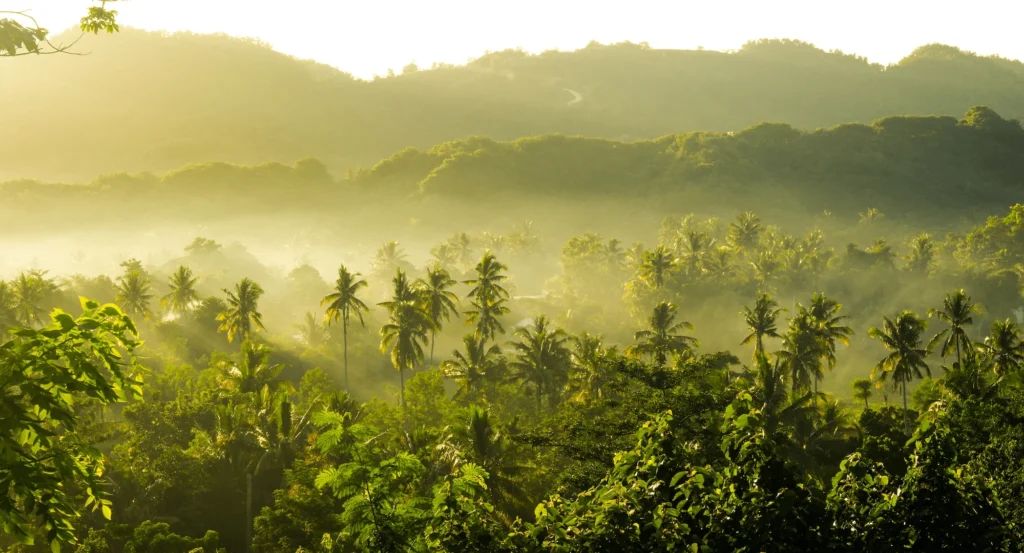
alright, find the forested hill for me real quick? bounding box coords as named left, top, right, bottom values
left=4, top=30, right=1024, bottom=181
left=3, top=106, right=1023, bottom=237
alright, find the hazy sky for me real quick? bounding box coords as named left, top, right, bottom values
left=8, top=0, right=1024, bottom=78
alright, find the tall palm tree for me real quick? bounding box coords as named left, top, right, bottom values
left=727, top=211, right=762, bottom=251
left=869, top=311, right=931, bottom=434
left=852, top=378, right=873, bottom=410
left=778, top=313, right=822, bottom=393
left=377, top=268, right=419, bottom=311
left=806, top=293, right=854, bottom=395
left=161, top=265, right=200, bottom=318
left=115, top=270, right=154, bottom=320
left=603, top=239, right=626, bottom=273
left=217, top=340, right=284, bottom=394
left=928, top=289, right=979, bottom=368
left=639, top=246, right=675, bottom=289
left=12, top=271, right=50, bottom=327
left=448, top=232, right=475, bottom=271
left=322, top=265, right=370, bottom=392
left=378, top=270, right=430, bottom=411
left=625, top=301, right=698, bottom=368
left=371, top=240, right=412, bottom=278
left=415, top=266, right=459, bottom=364
left=904, top=233, right=935, bottom=275
left=0, top=281, right=18, bottom=337
left=977, top=319, right=1024, bottom=376
left=567, top=332, right=618, bottom=403
left=440, top=333, right=503, bottom=402
left=435, top=406, right=531, bottom=520
left=741, top=292, right=784, bottom=362
left=464, top=252, right=510, bottom=342
left=295, top=311, right=329, bottom=349
left=680, top=229, right=714, bottom=277
left=508, top=315, right=571, bottom=408
left=217, top=278, right=266, bottom=343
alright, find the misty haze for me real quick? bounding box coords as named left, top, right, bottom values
left=2, top=2, right=1024, bottom=552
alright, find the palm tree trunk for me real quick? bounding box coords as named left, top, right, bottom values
left=343, top=318, right=349, bottom=392
left=430, top=329, right=436, bottom=366
left=955, top=339, right=961, bottom=369
left=399, top=366, right=406, bottom=411
left=863, top=397, right=868, bottom=410
left=902, top=383, right=909, bottom=435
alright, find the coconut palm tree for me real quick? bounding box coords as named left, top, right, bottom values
left=869, top=311, right=931, bottom=434
left=904, top=233, right=935, bottom=275
left=448, top=232, right=475, bottom=271
left=0, top=281, right=18, bottom=337
left=322, top=265, right=370, bottom=392
left=440, top=333, right=503, bottom=402
left=928, top=289, right=979, bottom=368
left=727, top=211, right=762, bottom=251
left=371, top=240, right=412, bottom=279
left=778, top=313, right=822, bottom=393
left=680, top=229, right=714, bottom=277
left=852, top=378, right=873, bottom=409
left=741, top=292, right=784, bottom=362
left=161, top=265, right=200, bottom=318
left=806, top=293, right=854, bottom=395
left=625, top=301, right=698, bottom=368
left=115, top=270, right=154, bottom=320
left=464, top=252, right=510, bottom=342
left=295, top=311, right=329, bottom=348
left=378, top=270, right=430, bottom=411
left=12, top=271, right=51, bottom=327
left=508, top=315, right=571, bottom=408
left=415, top=266, right=459, bottom=364
left=977, top=319, right=1024, bottom=376
left=217, top=278, right=266, bottom=343
left=567, top=332, right=618, bottom=403
left=603, top=238, right=626, bottom=273
left=435, top=406, right=531, bottom=520
left=218, top=340, right=284, bottom=394
left=639, top=246, right=675, bottom=289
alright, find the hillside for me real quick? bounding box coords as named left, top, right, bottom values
left=3, top=107, right=1022, bottom=244
left=3, top=31, right=1024, bottom=181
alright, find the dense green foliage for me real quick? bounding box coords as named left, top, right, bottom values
left=3, top=201, right=1024, bottom=551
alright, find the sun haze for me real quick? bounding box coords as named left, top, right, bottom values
left=10, top=0, right=1024, bottom=77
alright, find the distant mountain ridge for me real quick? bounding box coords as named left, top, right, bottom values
left=2, top=30, right=1024, bottom=181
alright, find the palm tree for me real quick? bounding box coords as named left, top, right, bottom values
left=680, top=230, right=714, bottom=277
left=295, top=311, right=329, bottom=348
left=429, top=243, right=459, bottom=273
left=115, top=270, right=154, bottom=320
left=218, top=340, right=284, bottom=394
left=639, top=246, right=675, bottom=289
left=12, top=271, right=50, bottom=327
left=869, top=311, right=931, bottom=434
left=162, top=265, right=200, bottom=318
left=217, top=278, right=266, bottom=343
left=371, top=240, right=412, bottom=278
left=741, top=292, right=784, bottom=362
left=378, top=270, right=430, bottom=411
left=322, top=265, right=370, bottom=392
left=727, top=211, right=762, bottom=251
left=0, top=281, right=18, bottom=336
left=778, top=313, right=822, bottom=393
left=567, top=332, right=617, bottom=403
left=806, top=293, right=854, bottom=395
left=508, top=315, right=571, bottom=408
left=448, top=232, right=475, bottom=271
left=415, top=266, right=460, bottom=364
left=977, top=319, right=1024, bottom=376
left=377, top=268, right=419, bottom=311
left=904, top=234, right=935, bottom=275
left=852, top=378, right=873, bottom=410
left=928, top=289, right=979, bottom=368
left=440, top=333, right=503, bottom=401
left=435, top=406, right=531, bottom=520
left=625, top=301, right=698, bottom=368
left=603, top=239, right=626, bottom=273
left=464, top=252, right=510, bottom=342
